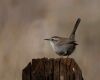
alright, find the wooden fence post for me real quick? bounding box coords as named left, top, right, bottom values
left=22, top=58, right=84, bottom=80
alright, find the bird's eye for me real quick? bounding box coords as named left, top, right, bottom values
left=51, top=39, right=54, bottom=41
left=51, top=38, right=58, bottom=41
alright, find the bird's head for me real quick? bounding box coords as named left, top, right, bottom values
left=44, top=36, right=62, bottom=50
left=44, top=36, right=61, bottom=43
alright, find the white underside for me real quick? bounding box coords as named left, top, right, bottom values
left=50, top=41, right=56, bottom=51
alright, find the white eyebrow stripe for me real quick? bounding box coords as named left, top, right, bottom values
left=52, top=38, right=59, bottom=41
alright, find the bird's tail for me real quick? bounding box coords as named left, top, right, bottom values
left=69, top=18, right=81, bottom=40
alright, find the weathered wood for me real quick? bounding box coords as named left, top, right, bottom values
left=31, top=58, right=45, bottom=80
left=22, top=63, right=31, bottom=80
left=44, top=58, right=53, bottom=80
left=53, top=59, right=60, bottom=80
left=22, top=58, right=84, bottom=80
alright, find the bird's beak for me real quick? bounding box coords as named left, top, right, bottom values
left=75, top=43, right=79, bottom=45
left=44, top=39, right=50, bottom=41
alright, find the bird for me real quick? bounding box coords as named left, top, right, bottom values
left=44, top=18, right=81, bottom=57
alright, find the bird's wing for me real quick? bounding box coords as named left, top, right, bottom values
left=57, top=39, right=76, bottom=46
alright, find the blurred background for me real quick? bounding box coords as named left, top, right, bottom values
left=0, top=0, right=100, bottom=80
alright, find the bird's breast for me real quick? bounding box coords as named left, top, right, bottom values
left=50, top=41, right=56, bottom=51
left=50, top=41, right=62, bottom=53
